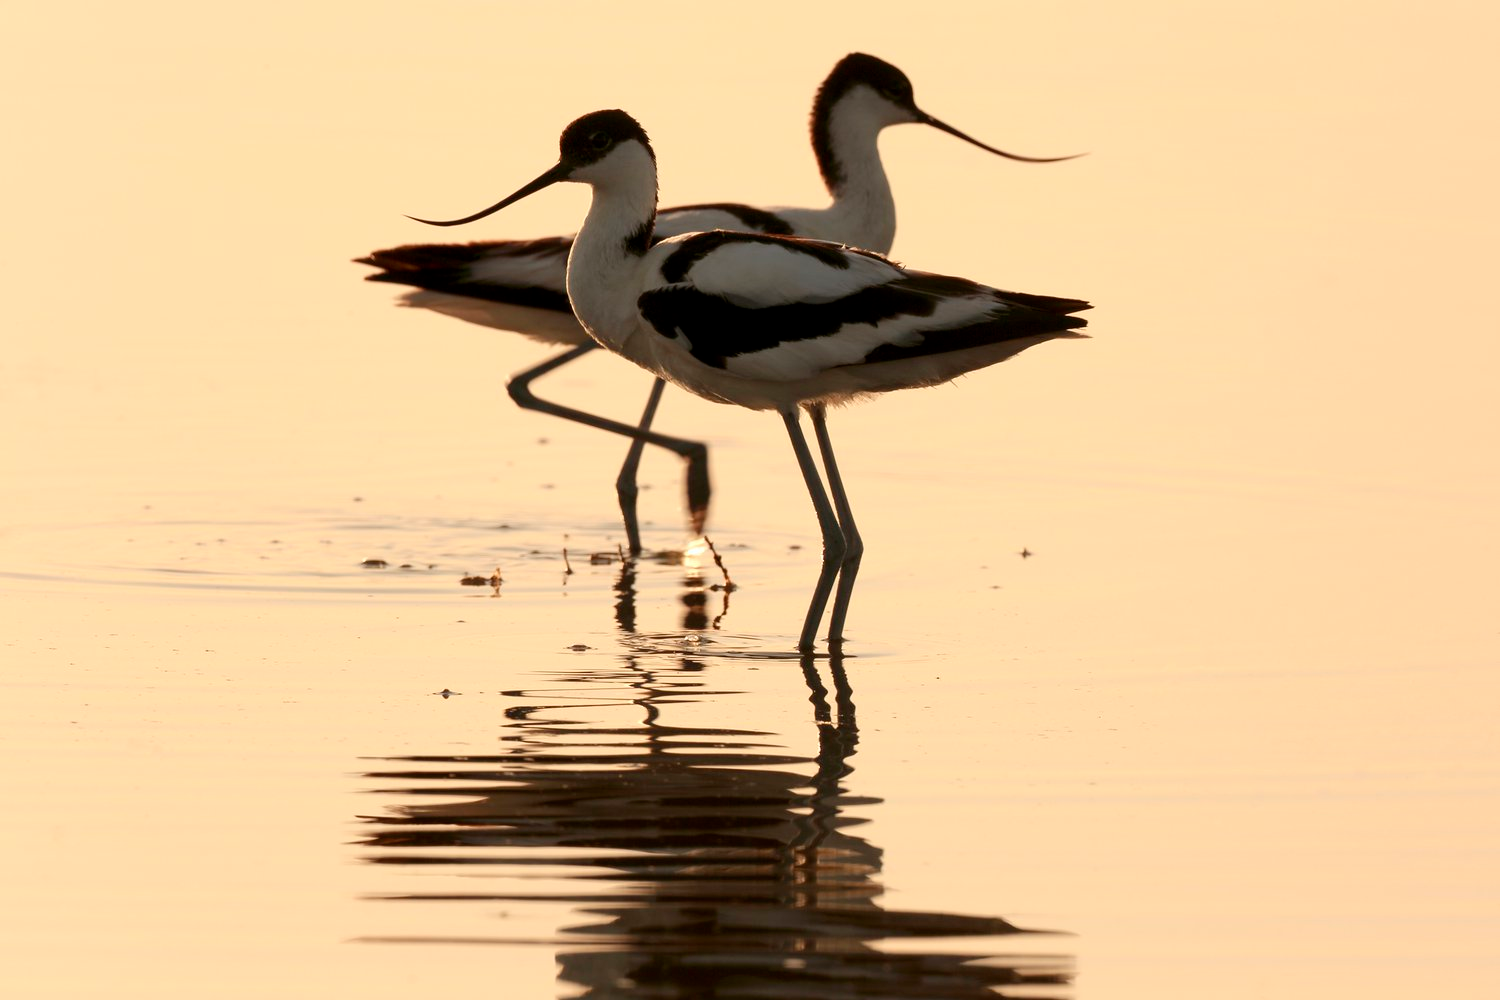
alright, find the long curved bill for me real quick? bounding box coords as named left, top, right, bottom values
left=407, top=161, right=571, bottom=227
left=917, top=110, right=1083, bottom=163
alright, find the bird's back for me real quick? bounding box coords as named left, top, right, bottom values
left=629, top=231, right=1088, bottom=410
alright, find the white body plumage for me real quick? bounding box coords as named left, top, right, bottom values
left=361, top=53, right=1077, bottom=345
left=555, top=129, right=1088, bottom=412
left=409, top=108, right=1090, bottom=650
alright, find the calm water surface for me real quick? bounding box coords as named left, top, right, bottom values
left=5, top=2, right=1499, bottom=997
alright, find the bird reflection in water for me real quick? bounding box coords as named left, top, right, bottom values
left=611, top=538, right=733, bottom=636
left=614, top=533, right=856, bottom=654
left=355, top=630, right=1073, bottom=996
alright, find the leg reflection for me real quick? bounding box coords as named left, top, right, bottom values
left=356, top=653, right=1073, bottom=994
left=611, top=540, right=733, bottom=636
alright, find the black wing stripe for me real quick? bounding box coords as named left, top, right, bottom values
left=983, top=287, right=1093, bottom=316
left=662, top=202, right=797, bottom=235
left=363, top=269, right=570, bottom=312
left=860, top=312, right=1087, bottom=365
left=641, top=275, right=1006, bottom=370
left=658, top=232, right=888, bottom=285
left=356, top=237, right=572, bottom=272
left=357, top=238, right=574, bottom=311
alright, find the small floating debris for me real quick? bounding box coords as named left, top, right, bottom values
left=1019, top=547, right=1034, bottom=559
left=460, top=568, right=503, bottom=587
left=568, top=643, right=592, bottom=652
left=434, top=689, right=461, bottom=698
left=360, top=558, right=389, bottom=569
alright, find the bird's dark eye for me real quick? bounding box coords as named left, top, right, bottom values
left=589, top=131, right=612, bottom=150
left=879, top=85, right=907, bottom=101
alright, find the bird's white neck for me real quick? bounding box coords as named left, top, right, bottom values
left=814, top=88, right=898, bottom=253
left=565, top=144, right=659, bottom=353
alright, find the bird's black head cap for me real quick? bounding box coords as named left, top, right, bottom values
left=816, top=53, right=916, bottom=116
left=558, top=109, right=655, bottom=169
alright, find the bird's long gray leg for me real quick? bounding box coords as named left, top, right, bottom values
left=783, top=407, right=847, bottom=653
left=809, top=404, right=862, bottom=647
left=614, top=377, right=668, bottom=555
left=506, top=345, right=711, bottom=551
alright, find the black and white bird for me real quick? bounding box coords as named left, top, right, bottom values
left=409, top=109, right=1090, bottom=652
left=359, top=54, right=1077, bottom=553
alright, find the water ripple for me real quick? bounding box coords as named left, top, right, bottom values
left=354, top=655, right=1073, bottom=998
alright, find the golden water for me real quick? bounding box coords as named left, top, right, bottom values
left=4, top=2, right=1498, bottom=996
